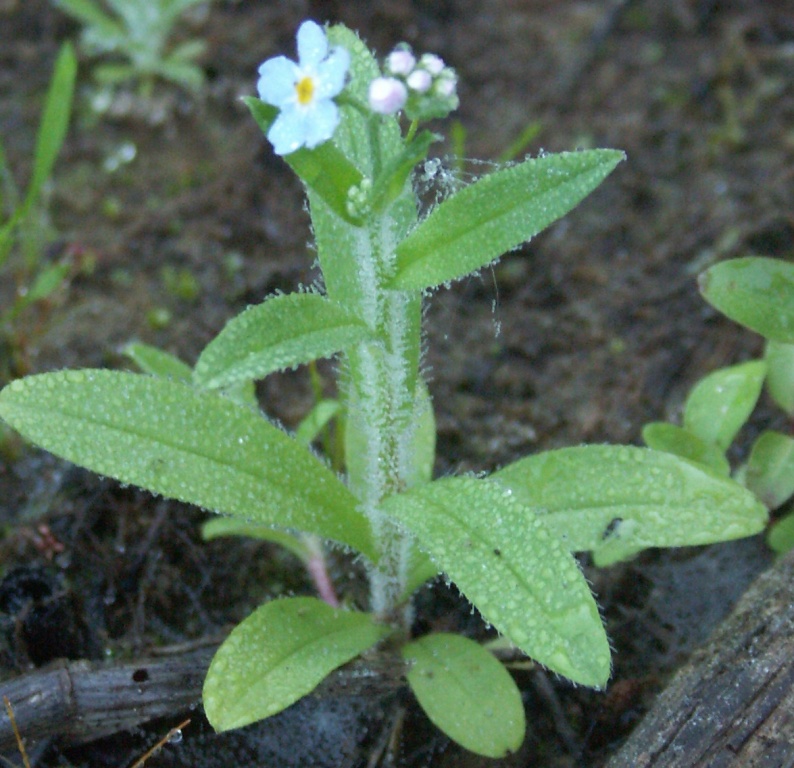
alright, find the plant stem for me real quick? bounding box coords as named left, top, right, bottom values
left=342, top=216, right=422, bottom=622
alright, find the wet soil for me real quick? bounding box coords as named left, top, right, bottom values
left=0, top=0, right=793, bottom=766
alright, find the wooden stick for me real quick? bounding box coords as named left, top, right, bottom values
left=605, top=547, right=794, bottom=767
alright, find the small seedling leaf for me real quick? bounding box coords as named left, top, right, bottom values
left=387, top=149, right=624, bottom=291
left=699, top=257, right=794, bottom=343
left=745, top=431, right=794, bottom=510
left=194, top=293, right=371, bottom=389
left=683, top=360, right=766, bottom=451
left=642, top=422, right=730, bottom=476
left=493, top=446, right=767, bottom=561
left=203, top=597, right=390, bottom=731
left=765, top=340, right=794, bottom=416
left=383, top=477, right=610, bottom=688
left=767, top=512, right=794, bottom=554
left=403, top=633, right=525, bottom=758
left=0, top=370, right=377, bottom=560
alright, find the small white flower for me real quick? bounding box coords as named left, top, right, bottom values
left=406, top=69, right=432, bottom=94
left=435, top=73, right=457, bottom=98
left=256, top=21, right=350, bottom=155
left=368, top=76, right=408, bottom=114
left=386, top=49, right=416, bottom=76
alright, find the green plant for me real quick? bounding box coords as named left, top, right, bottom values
left=51, top=0, right=208, bottom=94
left=0, top=43, right=77, bottom=382
left=0, top=23, right=767, bottom=758
left=643, top=255, right=794, bottom=554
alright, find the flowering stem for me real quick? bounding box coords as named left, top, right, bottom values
left=405, top=119, right=419, bottom=143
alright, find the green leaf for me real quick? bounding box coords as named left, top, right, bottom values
left=52, top=0, right=120, bottom=35
left=383, top=476, right=610, bottom=687
left=699, top=257, right=794, bottom=343
left=244, top=96, right=364, bottom=226
left=403, top=633, right=525, bottom=758
left=26, top=43, right=77, bottom=212
left=767, top=511, right=794, bottom=555
left=409, top=380, right=436, bottom=485
left=745, top=431, right=794, bottom=510
left=203, top=597, right=390, bottom=731
left=369, top=129, right=439, bottom=215
left=642, top=422, right=730, bottom=476
left=765, top=340, right=794, bottom=416
left=123, top=341, right=193, bottom=381
left=387, top=149, right=624, bottom=291
left=493, top=446, right=767, bottom=560
left=193, top=293, right=371, bottom=389
left=683, top=360, right=766, bottom=451
left=201, top=517, right=311, bottom=562
left=0, top=370, right=377, bottom=560
left=295, top=399, right=341, bottom=445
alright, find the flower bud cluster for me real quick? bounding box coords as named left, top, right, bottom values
left=346, top=177, right=373, bottom=218
left=368, top=45, right=458, bottom=121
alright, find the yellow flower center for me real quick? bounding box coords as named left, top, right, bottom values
left=296, top=76, right=315, bottom=105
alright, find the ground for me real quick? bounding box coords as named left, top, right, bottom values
left=0, top=0, right=792, bottom=766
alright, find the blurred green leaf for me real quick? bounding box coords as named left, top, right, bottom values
left=201, top=517, right=311, bottom=562
left=203, top=597, right=390, bottom=731
left=765, top=340, right=794, bottom=416
left=642, top=421, right=730, bottom=476
left=122, top=341, right=193, bottom=381
left=699, top=257, right=794, bottom=343
left=767, top=511, right=794, bottom=554
left=683, top=360, right=766, bottom=451
left=403, top=633, right=525, bottom=758
left=745, top=431, right=794, bottom=510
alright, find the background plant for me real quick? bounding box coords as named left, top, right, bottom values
left=0, top=23, right=767, bottom=758
left=51, top=0, right=208, bottom=95
left=643, top=255, right=794, bottom=554
left=0, top=43, right=76, bottom=384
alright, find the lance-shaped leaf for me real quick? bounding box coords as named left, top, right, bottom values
left=193, top=293, right=372, bottom=390
left=642, top=422, right=730, bottom=476
left=203, top=597, right=390, bottom=731
left=699, top=257, right=794, bottom=343
left=683, top=360, right=766, bottom=451
left=492, top=445, right=767, bottom=559
left=244, top=96, right=364, bottom=226
left=387, top=149, right=624, bottom=291
left=403, top=633, right=525, bottom=758
left=383, top=477, right=610, bottom=688
left=0, top=370, right=377, bottom=560
left=201, top=517, right=311, bottom=562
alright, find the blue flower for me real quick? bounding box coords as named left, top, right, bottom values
left=257, top=21, right=350, bottom=155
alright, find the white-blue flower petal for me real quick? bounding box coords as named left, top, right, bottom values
left=303, top=100, right=339, bottom=148
left=257, top=57, right=299, bottom=106
left=267, top=108, right=307, bottom=156
left=296, top=21, right=327, bottom=68
left=315, top=47, right=350, bottom=98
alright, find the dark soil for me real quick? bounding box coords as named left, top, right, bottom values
left=1, top=1, right=792, bottom=766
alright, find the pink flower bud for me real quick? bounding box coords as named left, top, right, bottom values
left=420, top=53, right=445, bottom=75
left=368, top=77, right=408, bottom=114
left=407, top=69, right=432, bottom=94
left=386, top=49, right=415, bottom=76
